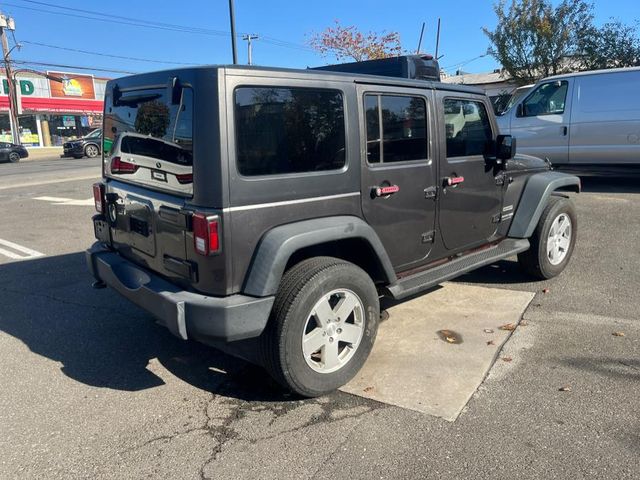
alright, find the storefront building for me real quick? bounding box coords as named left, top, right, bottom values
left=0, top=70, right=108, bottom=147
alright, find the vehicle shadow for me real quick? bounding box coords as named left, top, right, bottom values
left=449, top=259, right=535, bottom=286
left=578, top=176, right=640, bottom=194
left=0, top=252, right=291, bottom=402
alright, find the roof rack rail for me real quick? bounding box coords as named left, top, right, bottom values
left=311, top=55, right=441, bottom=82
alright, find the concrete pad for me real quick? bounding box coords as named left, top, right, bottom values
left=340, top=283, right=534, bottom=421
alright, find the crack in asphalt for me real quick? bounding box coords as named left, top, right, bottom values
left=116, top=365, right=385, bottom=479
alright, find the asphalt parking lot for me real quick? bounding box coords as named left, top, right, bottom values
left=0, top=157, right=638, bottom=479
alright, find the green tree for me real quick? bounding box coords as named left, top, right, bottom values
left=483, top=0, right=592, bottom=84
left=309, top=20, right=402, bottom=62
left=578, top=20, right=640, bottom=70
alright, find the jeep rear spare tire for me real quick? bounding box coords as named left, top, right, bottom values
left=518, top=196, right=577, bottom=279
left=261, top=257, right=379, bottom=397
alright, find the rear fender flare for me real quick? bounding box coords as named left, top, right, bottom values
left=242, top=216, right=396, bottom=297
left=509, top=171, right=580, bottom=238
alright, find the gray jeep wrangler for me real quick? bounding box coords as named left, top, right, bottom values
left=87, top=56, right=579, bottom=397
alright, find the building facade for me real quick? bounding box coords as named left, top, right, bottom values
left=0, top=69, right=107, bottom=147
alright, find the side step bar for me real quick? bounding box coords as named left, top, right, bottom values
left=386, top=238, right=530, bottom=300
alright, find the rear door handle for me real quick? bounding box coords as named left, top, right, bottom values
left=372, top=185, right=400, bottom=197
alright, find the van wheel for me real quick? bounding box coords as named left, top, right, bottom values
left=260, top=257, right=379, bottom=397
left=518, top=196, right=577, bottom=279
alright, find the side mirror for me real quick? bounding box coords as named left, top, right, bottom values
left=516, top=103, right=524, bottom=117
left=496, top=134, right=516, bottom=162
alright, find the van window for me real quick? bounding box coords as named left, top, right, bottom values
left=365, top=94, right=427, bottom=163
left=521, top=81, right=568, bottom=116
left=444, top=99, right=493, bottom=158
left=234, top=87, right=346, bottom=176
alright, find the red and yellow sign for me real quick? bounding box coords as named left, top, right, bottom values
left=48, top=72, right=96, bottom=100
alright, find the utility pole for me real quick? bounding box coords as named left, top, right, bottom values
left=242, top=34, right=258, bottom=65
left=228, top=0, right=238, bottom=64
left=0, top=13, right=19, bottom=145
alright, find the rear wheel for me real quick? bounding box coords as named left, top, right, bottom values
left=85, top=144, right=99, bottom=158
left=518, top=196, right=577, bottom=279
left=261, top=257, right=379, bottom=397
left=8, top=151, right=20, bottom=163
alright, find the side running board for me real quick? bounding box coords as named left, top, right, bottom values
left=386, top=238, right=530, bottom=300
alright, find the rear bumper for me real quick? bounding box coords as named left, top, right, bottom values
left=86, top=243, right=274, bottom=343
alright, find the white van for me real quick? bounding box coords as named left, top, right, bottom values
left=497, top=67, right=640, bottom=173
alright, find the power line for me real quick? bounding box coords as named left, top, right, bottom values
left=21, top=40, right=203, bottom=66
left=11, top=59, right=138, bottom=75
left=6, top=0, right=314, bottom=52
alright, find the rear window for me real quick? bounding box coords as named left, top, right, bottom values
left=103, top=86, right=194, bottom=193
left=234, top=87, right=346, bottom=176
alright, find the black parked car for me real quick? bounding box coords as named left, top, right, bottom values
left=0, top=142, right=29, bottom=163
left=61, top=128, right=102, bottom=158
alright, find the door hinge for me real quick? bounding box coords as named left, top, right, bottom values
left=421, top=230, right=435, bottom=243
left=424, top=186, right=438, bottom=199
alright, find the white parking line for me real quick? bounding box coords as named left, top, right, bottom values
left=0, top=175, right=100, bottom=191
left=34, top=196, right=94, bottom=206
left=0, top=238, right=45, bottom=260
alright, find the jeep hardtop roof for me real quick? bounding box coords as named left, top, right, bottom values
left=111, top=63, right=485, bottom=96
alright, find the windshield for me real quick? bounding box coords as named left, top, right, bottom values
left=501, top=85, right=533, bottom=115
left=86, top=128, right=101, bottom=138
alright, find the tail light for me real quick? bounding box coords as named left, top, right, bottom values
left=192, top=214, right=220, bottom=256
left=175, top=173, right=193, bottom=184
left=110, top=156, right=138, bottom=174
left=92, top=182, right=105, bottom=213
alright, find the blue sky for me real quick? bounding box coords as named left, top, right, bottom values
left=3, top=0, right=639, bottom=78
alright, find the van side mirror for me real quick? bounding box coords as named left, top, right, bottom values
left=516, top=103, right=524, bottom=117
left=496, top=135, right=516, bottom=162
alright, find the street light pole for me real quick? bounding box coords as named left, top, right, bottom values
left=0, top=14, right=20, bottom=145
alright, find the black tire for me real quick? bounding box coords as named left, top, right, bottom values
left=85, top=144, right=99, bottom=158
left=8, top=151, right=20, bottom=163
left=260, top=257, right=380, bottom=397
left=518, top=196, right=577, bottom=279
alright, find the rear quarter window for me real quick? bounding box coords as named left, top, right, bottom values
left=234, top=87, right=346, bottom=176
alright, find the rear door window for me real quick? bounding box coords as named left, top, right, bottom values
left=234, top=87, right=346, bottom=176
left=364, top=94, right=428, bottom=164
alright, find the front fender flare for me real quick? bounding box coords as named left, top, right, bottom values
left=509, top=171, right=580, bottom=238
left=242, top=216, right=396, bottom=297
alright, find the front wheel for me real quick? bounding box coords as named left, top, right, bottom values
left=8, top=151, right=20, bottom=163
left=260, top=257, right=379, bottom=397
left=85, top=144, right=99, bottom=158
left=518, top=196, right=577, bottom=279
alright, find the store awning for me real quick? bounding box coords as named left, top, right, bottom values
left=0, top=96, right=103, bottom=114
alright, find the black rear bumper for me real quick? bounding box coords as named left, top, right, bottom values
left=86, top=243, right=274, bottom=343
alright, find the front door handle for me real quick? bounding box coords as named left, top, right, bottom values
left=562, top=126, right=568, bottom=136
left=443, top=176, right=464, bottom=187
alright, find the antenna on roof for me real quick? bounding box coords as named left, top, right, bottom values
left=416, top=22, right=426, bottom=54
left=435, top=18, right=442, bottom=59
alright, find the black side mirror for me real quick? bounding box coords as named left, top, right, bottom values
left=496, top=134, right=516, bottom=162
left=516, top=103, right=524, bottom=117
